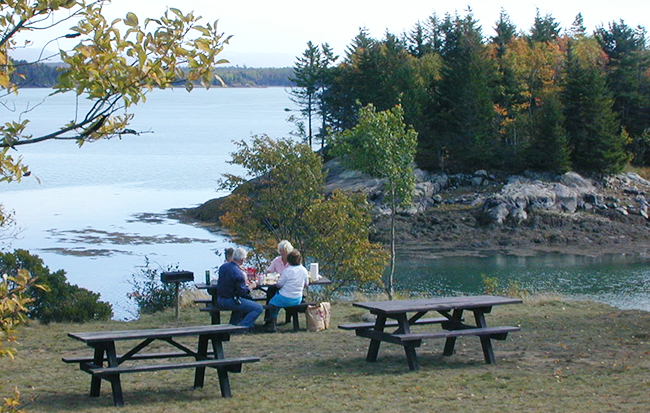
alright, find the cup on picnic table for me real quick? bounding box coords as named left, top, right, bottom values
left=309, top=263, right=320, bottom=281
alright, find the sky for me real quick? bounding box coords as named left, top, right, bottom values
left=13, top=0, right=650, bottom=67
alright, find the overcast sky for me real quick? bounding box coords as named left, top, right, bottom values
left=15, top=0, right=650, bottom=67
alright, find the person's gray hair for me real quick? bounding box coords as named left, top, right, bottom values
left=277, top=240, right=294, bottom=254
left=233, top=247, right=247, bottom=262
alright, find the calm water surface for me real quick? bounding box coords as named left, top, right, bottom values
left=394, top=252, right=650, bottom=312
left=2, top=88, right=649, bottom=319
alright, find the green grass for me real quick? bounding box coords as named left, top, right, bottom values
left=2, top=297, right=649, bottom=412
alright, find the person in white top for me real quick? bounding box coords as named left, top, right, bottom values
left=265, top=240, right=293, bottom=275
left=264, top=249, right=309, bottom=332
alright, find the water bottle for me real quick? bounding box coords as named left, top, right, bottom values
left=205, top=269, right=211, bottom=284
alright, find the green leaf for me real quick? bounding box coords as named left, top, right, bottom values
left=125, top=12, right=139, bottom=27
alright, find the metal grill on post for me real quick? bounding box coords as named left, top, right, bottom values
left=161, top=271, right=194, bottom=320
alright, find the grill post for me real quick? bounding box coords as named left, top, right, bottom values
left=161, top=271, right=194, bottom=320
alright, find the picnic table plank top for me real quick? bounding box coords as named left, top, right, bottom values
left=352, top=295, right=523, bottom=315
left=68, top=324, right=247, bottom=343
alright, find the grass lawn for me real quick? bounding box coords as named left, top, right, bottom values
left=2, top=296, right=649, bottom=412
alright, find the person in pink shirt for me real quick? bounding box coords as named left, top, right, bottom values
left=265, top=240, right=293, bottom=274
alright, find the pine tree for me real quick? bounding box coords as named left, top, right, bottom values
left=325, top=29, right=417, bottom=133
left=315, top=43, right=338, bottom=152
left=289, top=41, right=323, bottom=147
left=492, top=9, right=517, bottom=58
left=325, top=28, right=382, bottom=131
left=406, top=21, right=431, bottom=58
left=526, top=93, right=571, bottom=173
left=429, top=12, right=497, bottom=171
left=562, top=41, right=628, bottom=173
left=596, top=20, right=650, bottom=163
left=529, top=8, right=561, bottom=43
left=424, top=12, right=450, bottom=54
left=568, top=13, right=587, bottom=39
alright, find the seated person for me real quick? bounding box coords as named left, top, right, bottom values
left=265, top=240, right=293, bottom=275
left=211, top=247, right=234, bottom=283
left=216, top=247, right=263, bottom=329
left=264, top=249, right=309, bottom=332
left=223, top=247, right=234, bottom=263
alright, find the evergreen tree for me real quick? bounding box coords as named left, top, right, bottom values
left=562, top=41, right=628, bottom=173
left=325, top=29, right=417, bottom=132
left=325, top=28, right=381, bottom=130
left=529, top=8, right=561, bottom=43
left=568, top=13, right=587, bottom=39
left=596, top=20, right=650, bottom=164
left=424, top=12, right=449, bottom=54
left=315, top=43, right=338, bottom=152
left=406, top=21, right=431, bottom=58
left=492, top=9, right=517, bottom=58
left=428, top=12, right=498, bottom=171
left=290, top=41, right=323, bottom=147
left=526, top=93, right=572, bottom=173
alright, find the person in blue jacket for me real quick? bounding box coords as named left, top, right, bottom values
left=216, top=247, right=263, bottom=328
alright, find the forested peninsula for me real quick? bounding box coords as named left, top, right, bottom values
left=9, top=62, right=295, bottom=88
left=182, top=9, right=650, bottom=259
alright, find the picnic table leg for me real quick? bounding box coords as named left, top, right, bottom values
left=265, top=286, right=277, bottom=322
left=89, top=345, right=105, bottom=398
left=443, top=308, right=464, bottom=357
left=287, top=308, right=300, bottom=331
left=211, top=311, right=221, bottom=325
left=209, top=287, right=221, bottom=324
left=366, top=315, right=387, bottom=362
left=394, top=313, right=420, bottom=371
left=474, top=311, right=496, bottom=364
left=105, top=342, right=124, bottom=407
left=285, top=308, right=291, bottom=325
left=404, top=344, right=420, bottom=371
left=193, top=335, right=209, bottom=388
left=210, top=334, right=231, bottom=397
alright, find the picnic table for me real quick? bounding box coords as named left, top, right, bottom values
left=195, top=276, right=332, bottom=331
left=63, top=324, right=259, bottom=407
left=339, top=295, right=522, bottom=370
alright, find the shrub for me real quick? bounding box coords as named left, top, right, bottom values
left=0, top=249, right=112, bottom=323
left=1, top=269, right=38, bottom=413
left=481, top=274, right=529, bottom=298
left=127, top=258, right=184, bottom=315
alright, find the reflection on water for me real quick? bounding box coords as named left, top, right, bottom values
left=393, top=252, right=650, bottom=311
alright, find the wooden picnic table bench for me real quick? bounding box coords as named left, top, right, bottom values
left=339, top=295, right=522, bottom=371
left=200, top=303, right=313, bottom=331
left=63, top=324, right=259, bottom=407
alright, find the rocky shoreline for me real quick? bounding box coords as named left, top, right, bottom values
left=180, top=159, right=650, bottom=260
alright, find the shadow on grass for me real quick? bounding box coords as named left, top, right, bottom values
left=311, top=351, right=494, bottom=377
left=30, top=386, right=224, bottom=411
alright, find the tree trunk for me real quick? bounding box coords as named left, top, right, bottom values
left=388, top=183, right=396, bottom=300
left=320, top=103, right=326, bottom=154
left=308, top=95, right=313, bottom=147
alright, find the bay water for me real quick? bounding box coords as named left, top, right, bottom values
left=2, top=88, right=649, bottom=319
